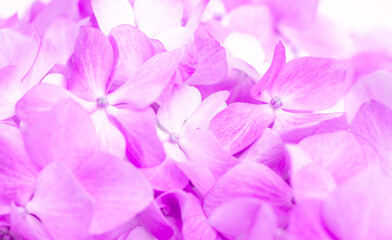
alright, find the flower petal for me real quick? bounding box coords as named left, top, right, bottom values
left=74, top=152, right=153, bottom=234
left=0, top=28, right=39, bottom=80
left=182, top=90, right=229, bottom=136
left=25, top=161, right=94, bottom=240
left=134, top=0, right=184, bottom=37
left=69, top=26, right=114, bottom=101
left=203, top=162, right=293, bottom=218
left=16, top=83, right=91, bottom=126
left=44, top=17, right=80, bottom=65
left=179, top=36, right=228, bottom=85
left=179, top=129, right=238, bottom=179
left=108, top=107, right=166, bottom=168
left=138, top=201, right=175, bottom=240
left=350, top=100, right=392, bottom=172
left=298, top=131, right=367, bottom=183
left=287, top=199, right=332, bottom=240
left=209, top=102, right=275, bottom=154
left=24, top=99, right=97, bottom=171
left=154, top=26, right=194, bottom=51
left=208, top=198, right=276, bottom=240
left=292, top=164, right=337, bottom=201
left=322, top=168, right=392, bottom=240
left=345, top=71, right=392, bottom=123
left=250, top=41, right=286, bottom=102
left=0, top=66, right=22, bottom=120
left=271, top=57, right=347, bottom=111
left=240, top=128, right=287, bottom=177
left=90, top=109, right=126, bottom=159
left=157, top=84, right=202, bottom=134
left=141, top=158, right=188, bottom=192
left=21, top=39, right=57, bottom=91
left=0, top=123, right=37, bottom=207
left=109, top=24, right=155, bottom=87
left=92, top=0, right=135, bottom=36
left=108, top=50, right=182, bottom=108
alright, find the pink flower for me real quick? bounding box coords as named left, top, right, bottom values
left=210, top=41, right=348, bottom=154
left=17, top=26, right=181, bottom=167
left=0, top=99, right=153, bottom=237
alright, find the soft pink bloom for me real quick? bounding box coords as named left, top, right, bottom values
left=0, top=27, right=56, bottom=120
left=1, top=99, right=153, bottom=237
left=210, top=41, right=348, bottom=154
left=17, top=26, right=181, bottom=166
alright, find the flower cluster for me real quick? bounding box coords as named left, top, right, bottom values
left=1, top=0, right=391, bottom=239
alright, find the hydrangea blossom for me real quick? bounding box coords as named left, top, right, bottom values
left=0, top=0, right=391, bottom=239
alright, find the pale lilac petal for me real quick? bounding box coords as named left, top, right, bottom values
left=138, top=201, right=174, bottom=240
left=350, top=101, right=392, bottom=172
left=41, top=73, right=67, bottom=88
left=273, top=110, right=344, bottom=136
left=271, top=57, right=347, bottom=111
left=183, top=0, right=209, bottom=31
left=322, top=168, right=392, bottom=240
left=292, top=164, right=337, bottom=201
left=0, top=124, right=37, bottom=207
left=223, top=5, right=274, bottom=49
left=240, top=128, right=287, bottom=177
left=209, top=103, right=275, bottom=154
left=276, top=111, right=349, bottom=143
left=24, top=99, right=97, bottom=171
left=31, top=0, right=80, bottom=35
left=179, top=36, right=228, bottom=85
left=155, top=191, right=216, bottom=239
left=245, top=202, right=277, bottom=240
left=154, top=27, right=194, bottom=51
left=284, top=144, right=313, bottom=176
left=208, top=198, right=276, bottom=240
left=0, top=28, right=39, bottom=80
left=74, top=152, right=153, bottom=234
left=157, top=84, right=202, bottom=134
left=182, top=90, right=229, bottom=136
left=90, top=109, right=126, bottom=159
left=198, top=67, right=259, bottom=104
left=134, top=0, right=184, bottom=37
left=10, top=204, right=52, bottom=240
left=21, top=38, right=57, bottom=90
left=92, top=0, right=135, bottom=36
left=109, top=25, right=155, bottom=87
left=108, top=50, right=182, bottom=108
left=125, top=226, right=155, bottom=240
left=0, top=66, right=22, bottom=120
left=108, top=107, right=166, bottom=168
left=279, top=16, right=355, bottom=59
left=262, top=0, right=319, bottom=29
left=44, top=17, right=80, bottom=65
left=25, top=161, right=94, bottom=240
left=69, top=26, right=114, bottom=101
left=287, top=199, right=332, bottom=240
left=203, top=162, right=293, bottom=217
left=298, top=131, right=367, bottom=183
left=251, top=41, right=286, bottom=102
left=140, top=158, right=188, bottom=192
left=181, top=193, right=217, bottom=240
left=345, top=71, right=392, bottom=123
left=163, top=142, right=215, bottom=196
left=16, top=83, right=90, bottom=126
left=176, top=159, right=216, bottom=197
left=179, top=129, right=238, bottom=179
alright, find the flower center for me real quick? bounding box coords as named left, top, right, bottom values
left=96, top=96, right=109, bottom=108
left=270, top=96, right=282, bottom=109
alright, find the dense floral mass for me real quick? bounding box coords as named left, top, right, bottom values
left=0, top=0, right=391, bottom=239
